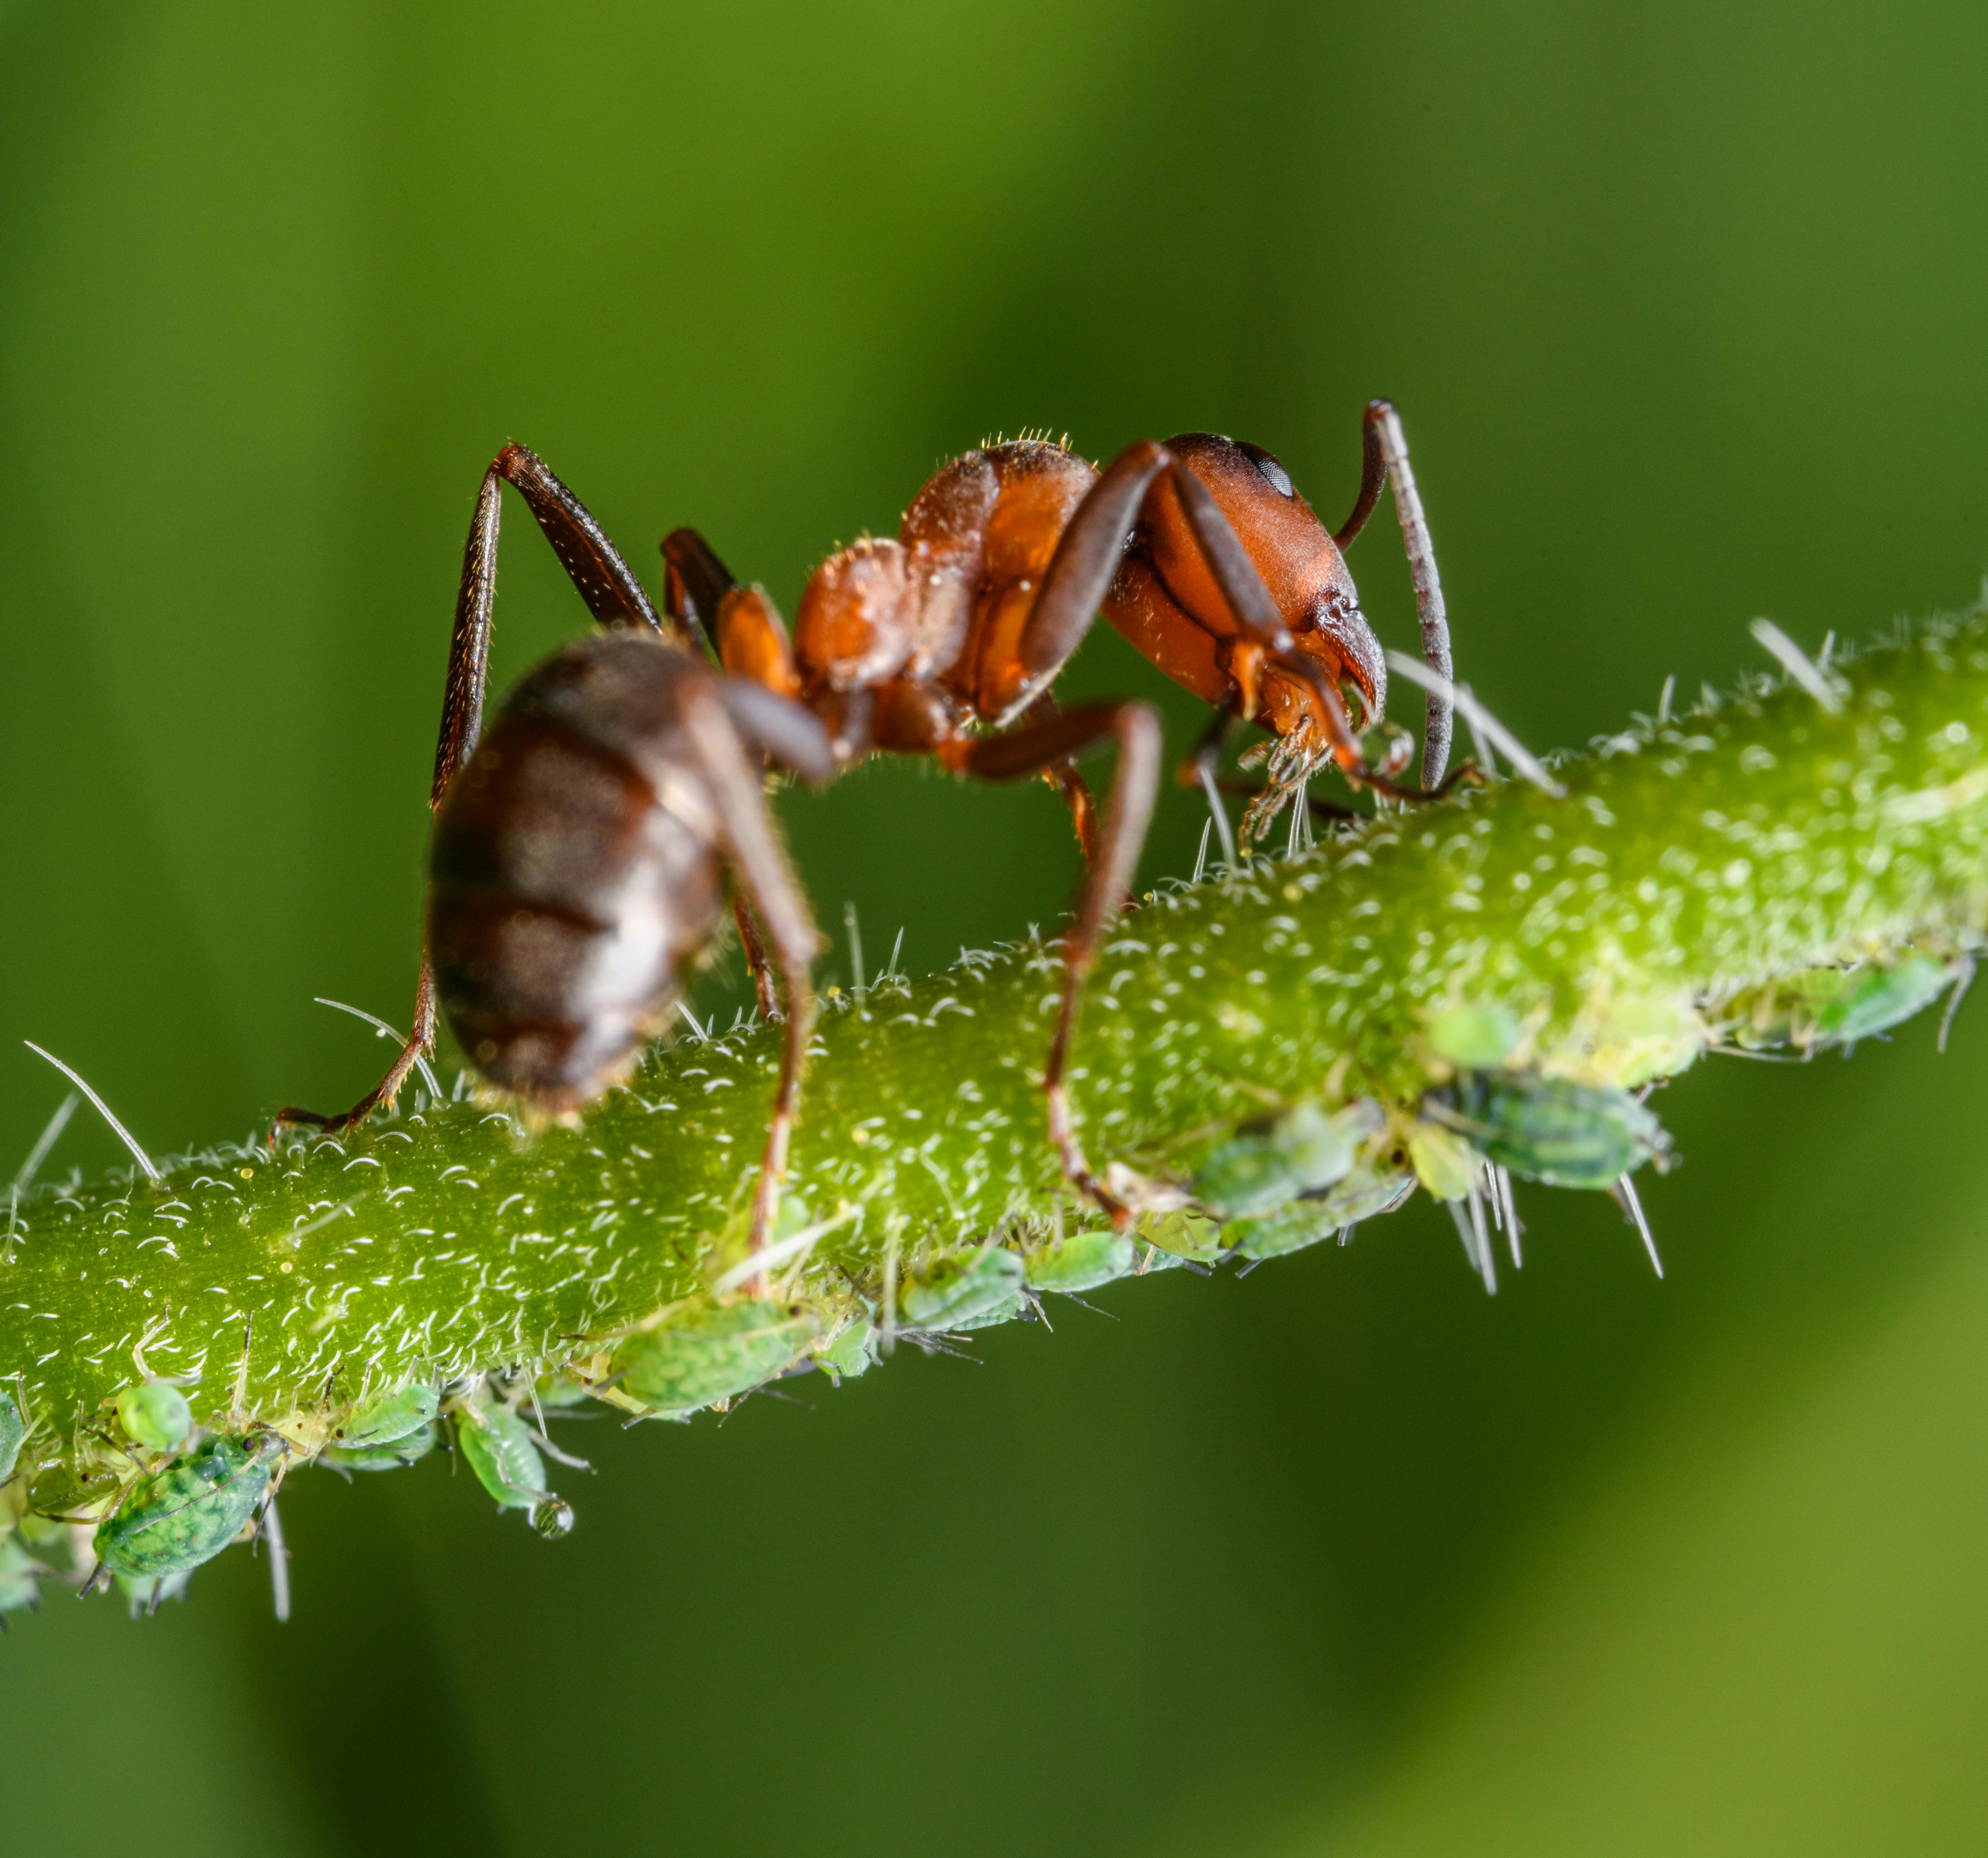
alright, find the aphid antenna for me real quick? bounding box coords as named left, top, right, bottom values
left=844, top=899, right=866, bottom=996
left=22, top=1043, right=160, bottom=1183
left=1656, top=674, right=1677, bottom=726
left=227, top=1316, right=255, bottom=1432
left=1938, top=951, right=1977, bottom=1052
left=880, top=1229, right=901, bottom=1357
left=1458, top=683, right=1502, bottom=780
left=1748, top=618, right=1844, bottom=715
left=1613, top=1173, right=1664, bottom=1278
left=1383, top=652, right=1566, bottom=798
left=311, top=998, right=444, bottom=1100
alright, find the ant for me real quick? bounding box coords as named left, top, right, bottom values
left=660, top=399, right=1461, bottom=1219
left=280, top=402, right=1458, bottom=1245
left=275, top=445, right=833, bottom=1258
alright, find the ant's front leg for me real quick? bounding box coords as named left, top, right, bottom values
left=278, top=445, right=667, bottom=1140
left=946, top=701, right=1161, bottom=1227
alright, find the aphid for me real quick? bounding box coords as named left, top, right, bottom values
left=277, top=446, right=833, bottom=1256
left=1139, top=1209, right=1225, bottom=1265
left=1227, top=1167, right=1416, bottom=1261
left=457, top=1394, right=570, bottom=1538
left=92, top=1434, right=284, bottom=1583
left=1024, top=1229, right=1138, bottom=1295
left=813, top=1320, right=878, bottom=1382
left=1425, top=1003, right=1524, bottom=1072
left=898, top=1248, right=1027, bottom=1331
left=319, top=1424, right=437, bottom=1474
left=610, top=1301, right=821, bottom=1416
left=331, top=1383, right=440, bottom=1452
left=0, top=1390, right=22, bottom=1485
left=662, top=402, right=1464, bottom=1220
left=1814, top=952, right=1954, bottom=1046
left=1407, top=1122, right=1481, bottom=1201
left=1193, top=1100, right=1376, bottom=1220
left=1443, top=1075, right=1668, bottom=1190
left=115, top=1382, right=192, bottom=1455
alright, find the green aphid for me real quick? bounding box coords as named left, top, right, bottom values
left=1228, top=1167, right=1416, bottom=1261
left=319, top=1422, right=438, bottom=1473
left=1451, top=1075, right=1668, bottom=1189
left=332, top=1383, right=439, bottom=1451
left=899, top=1248, right=1025, bottom=1330
left=0, top=1535, right=42, bottom=1615
left=950, top=1291, right=1030, bottom=1331
left=1427, top=1003, right=1523, bottom=1071
left=115, top=1381, right=192, bottom=1454
left=0, top=1391, right=22, bottom=1485
left=612, top=1302, right=822, bottom=1415
left=94, top=1434, right=281, bottom=1582
left=457, top=1397, right=548, bottom=1511
left=1814, top=953, right=1954, bottom=1045
left=1025, top=1230, right=1138, bottom=1295
left=1138, top=1208, right=1224, bottom=1264
left=814, top=1321, right=877, bottom=1382
left=1193, top=1102, right=1362, bottom=1219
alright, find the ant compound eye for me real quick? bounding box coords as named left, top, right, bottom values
left=1236, top=442, right=1295, bottom=499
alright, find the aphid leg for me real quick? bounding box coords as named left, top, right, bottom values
left=1343, top=402, right=1453, bottom=787
left=678, top=678, right=825, bottom=1268
left=949, top=701, right=1162, bottom=1227
left=279, top=445, right=668, bottom=1138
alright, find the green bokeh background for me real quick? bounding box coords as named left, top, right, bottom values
left=4, top=4, right=1988, bottom=1851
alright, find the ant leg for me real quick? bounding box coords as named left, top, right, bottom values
left=279, top=445, right=666, bottom=1139
left=731, top=893, right=781, bottom=1022
left=1341, top=402, right=1452, bottom=787
left=948, top=700, right=1162, bottom=1226
left=678, top=675, right=824, bottom=1266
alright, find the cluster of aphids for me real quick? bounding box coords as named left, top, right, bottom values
left=0, top=935, right=1962, bottom=1626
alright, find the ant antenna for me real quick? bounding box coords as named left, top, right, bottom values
left=22, top=1044, right=159, bottom=1182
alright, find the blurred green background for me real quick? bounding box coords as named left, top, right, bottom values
left=4, top=3, right=1988, bottom=1851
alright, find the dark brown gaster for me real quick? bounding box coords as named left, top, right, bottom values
left=278, top=445, right=830, bottom=1267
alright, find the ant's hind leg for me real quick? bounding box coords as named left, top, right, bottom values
left=951, top=700, right=1162, bottom=1226
left=279, top=445, right=664, bottom=1140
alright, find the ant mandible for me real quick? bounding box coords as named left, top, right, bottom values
left=275, top=446, right=833, bottom=1261
left=658, top=399, right=1461, bottom=1224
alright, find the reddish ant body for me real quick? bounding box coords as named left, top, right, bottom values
left=664, top=399, right=1458, bottom=1215
left=282, top=403, right=1457, bottom=1241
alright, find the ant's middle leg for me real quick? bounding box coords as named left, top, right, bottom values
left=278, top=445, right=668, bottom=1139
left=946, top=699, right=1162, bottom=1226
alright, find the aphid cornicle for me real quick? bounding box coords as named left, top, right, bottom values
left=277, top=446, right=834, bottom=1255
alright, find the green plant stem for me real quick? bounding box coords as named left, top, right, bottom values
left=7, top=618, right=1988, bottom=1487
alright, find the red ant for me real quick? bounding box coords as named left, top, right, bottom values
left=661, top=399, right=1460, bottom=1217
left=280, top=402, right=1458, bottom=1246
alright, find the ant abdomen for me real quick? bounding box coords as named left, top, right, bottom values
left=428, top=633, right=726, bottom=1112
